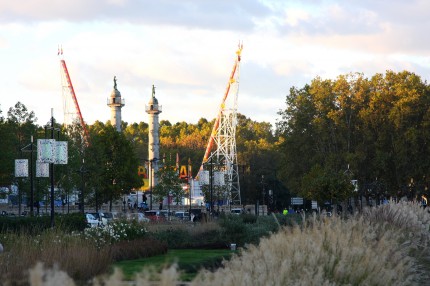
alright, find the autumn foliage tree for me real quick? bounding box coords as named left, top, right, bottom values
left=277, top=71, right=430, bottom=205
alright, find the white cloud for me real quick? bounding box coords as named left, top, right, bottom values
left=284, top=8, right=310, bottom=27
left=1, top=0, right=430, bottom=130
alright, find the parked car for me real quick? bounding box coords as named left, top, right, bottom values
left=85, top=213, right=101, bottom=228
left=230, top=208, right=243, bottom=215
left=111, top=211, right=126, bottom=220
left=144, top=210, right=166, bottom=221
left=159, top=210, right=174, bottom=220
left=126, top=212, right=150, bottom=223
left=174, top=211, right=190, bottom=221
left=99, top=212, right=114, bottom=225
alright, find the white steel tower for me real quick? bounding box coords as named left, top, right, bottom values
left=146, top=85, right=162, bottom=187
left=201, top=44, right=242, bottom=206
left=107, top=76, right=125, bottom=132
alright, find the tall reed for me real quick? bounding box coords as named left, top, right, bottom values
left=0, top=229, right=112, bottom=284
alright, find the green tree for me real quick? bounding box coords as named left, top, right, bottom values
left=86, top=122, right=141, bottom=210
left=152, top=159, right=184, bottom=207
left=300, top=164, right=354, bottom=205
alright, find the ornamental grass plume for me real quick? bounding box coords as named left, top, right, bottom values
left=28, top=262, right=75, bottom=286
left=362, top=201, right=430, bottom=246
left=192, top=209, right=422, bottom=285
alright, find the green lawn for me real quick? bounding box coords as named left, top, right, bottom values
left=114, top=249, right=234, bottom=281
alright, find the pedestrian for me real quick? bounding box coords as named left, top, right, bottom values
left=283, top=208, right=288, bottom=215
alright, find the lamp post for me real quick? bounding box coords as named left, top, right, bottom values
left=78, top=159, right=87, bottom=213
left=261, top=175, right=266, bottom=215
left=188, top=161, right=192, bottom=219
left=188, top=177, right=192, bottom=220
left=44, top=110, right=61, bottom=228
left=209, top=157, right=214, bottom=214
left=201, top=156, right=215, bottom=215
left=38, top=109, right=68, bottom=227
left=145, top=157, right=159, bottom=210
left=20, top=136, right=36, bottom=216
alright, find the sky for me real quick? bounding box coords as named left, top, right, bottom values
left=1, top=0, right=430, bottom=129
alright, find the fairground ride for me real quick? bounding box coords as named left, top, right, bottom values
left=198, top=43, right=243, bottom=206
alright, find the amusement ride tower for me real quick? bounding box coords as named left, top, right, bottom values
left=200, top=44, right=243, bottom=206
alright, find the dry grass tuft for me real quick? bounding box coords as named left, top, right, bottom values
left=28, top=262, right=76, bottom=286
left=0, top=229, right=112, bottom=284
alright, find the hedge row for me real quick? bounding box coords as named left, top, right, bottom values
left=0, top=212, right=87, bottom=233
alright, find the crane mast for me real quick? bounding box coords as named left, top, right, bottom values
left=59, top=47, right=90, bottom=144
left=201, top=44, right=242, bottom=166
left=199, top=44, right=243, bottom=207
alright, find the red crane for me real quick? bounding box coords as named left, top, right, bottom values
left=58, top=47, right=90, bottom=145
left=200, top=44, right=243, bottom=169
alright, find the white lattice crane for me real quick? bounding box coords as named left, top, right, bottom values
left=199, top=44, right=243, bottom=206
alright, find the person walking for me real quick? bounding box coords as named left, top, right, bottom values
left=283, top=208, right=288, bottom=215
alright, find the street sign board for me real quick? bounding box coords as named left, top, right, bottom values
left=291, top=197, right=304, bottom=205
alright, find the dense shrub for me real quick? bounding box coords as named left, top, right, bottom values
left=255, top=215, right=279, bottom=232
left=218, top=215, right=249, bottom=245
left=188, top=229, right=226, bottom=249
left=0, top=212, right=86, bottom=234
left=0, top=215, right=50, bottom=234
left=83, top=220, right=147, bottom=249
left=110, top=237, right=168, bottom=261
left=149, top=228, right=192, bottom=249
left=147, top=223, right=226, bottom=249
left=240, top=213, right=257, bottom=224
left=219, top=214, right=281, bottom=246
left=56, top=213, right=87, bottom=232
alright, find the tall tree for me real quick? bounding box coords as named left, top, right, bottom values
left=152, top=158, right=184, bottom=207
left=86, top=122, right=141, bottom=210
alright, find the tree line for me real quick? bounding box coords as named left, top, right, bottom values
left=0, top=103, right=279, bottom=211
left=1, top=70, right=428, bottom=212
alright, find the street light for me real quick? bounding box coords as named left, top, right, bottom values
left=77, top=159, right=88, bottom=213
left=209, top=157, right=214, bottom=214
left=261, top=175, right=266, bottom=215
left=43, top=110, right=61, bottom=228
left=20, top=136, right=36, bottom=216
left=145, top=157, right=160, bottom=210
left=201, top=156, right=215, bottom=214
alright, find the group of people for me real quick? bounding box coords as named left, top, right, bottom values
left=282, top=208, right=299, bottom=215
